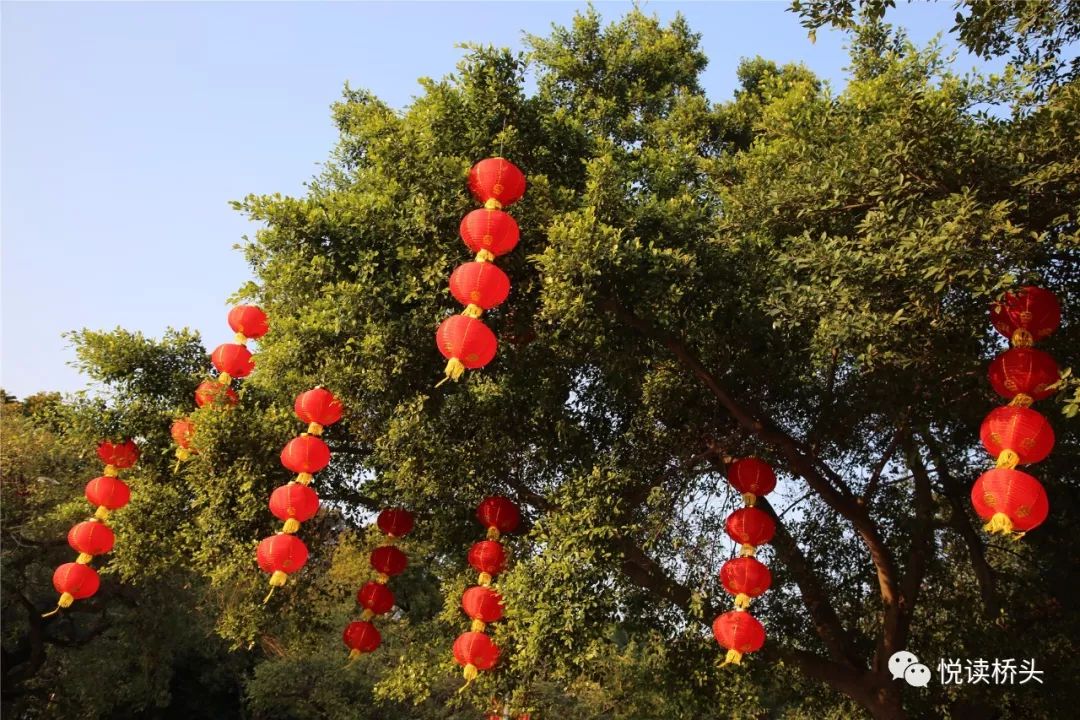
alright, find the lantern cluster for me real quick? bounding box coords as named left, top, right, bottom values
left=712, top=458, right=776, bottom=665
left=436, top=158, right=526, bottom=384
left=172, top=305, right=269, bottom=467
left=45, top=440, right=139, bottom=616
left=343, top=508, right=415, bottom=660
left=257, top=387, right=342, bottom=600
left=971, top=287, right=1061, bottom=537
left=454, top=496, right=519, bottom=684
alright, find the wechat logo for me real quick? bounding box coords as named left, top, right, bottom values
left=889, top=650, right=931, bottom=688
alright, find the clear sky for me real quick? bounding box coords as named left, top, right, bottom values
left=1, top=1, right=992, bottom=399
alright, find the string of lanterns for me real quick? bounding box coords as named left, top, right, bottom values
left=971, top=287, right=1061, bottom=537
left=436, top=158, right=527, bottom=385
left=454, top=496, right=519, bottom=685
left=257, top=387, right=343, bottom=601
left=712, top=458, right=776, bottom=666
left=44, top=440, right=140, bottom=617
left=343, top=508, right=415, bottom=661
left=173, top=305, right=269, bottom=466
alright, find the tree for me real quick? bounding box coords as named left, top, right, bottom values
left=6, top=7, right=1078, bottom=720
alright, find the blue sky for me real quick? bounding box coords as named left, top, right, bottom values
left=2, top=1, right=991, bottom=399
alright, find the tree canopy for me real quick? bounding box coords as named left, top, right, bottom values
left=3, top=5, right=1078, bottom=720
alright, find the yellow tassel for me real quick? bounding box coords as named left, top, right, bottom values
left=234, top=332, right=248, bottom=345
left=740, top=544, right=756, bottom=557
left=103, top=465, right=118, bottom=478
left=734, top=593, right=752, bottom=610
left=375, top=573, right=390, bottom=585
left=463, top=304, right=484, bottom=319
left=996, top=449, right=1020, bottom=469
left=360, top=609, right=374, bottom=622
left=282, top=518, right=300, bottom=534
left=475, top=249, right=495, bottom=263
left=484, top=198, right=502, bottom=210
left=486, top=527, right=501, bottom=541
left=296, top=473, right=313, bottom=485
left=983, top=512, right=1014, bottom=535
left=471, top=619, right=486, bottom=632
left=346, top=648, right=361, bottom=665
left=461, top=663, right=479, bottom=688
left=1011, top=328, right=1034, bottom=347
left=741, top=492, right=756, bottom=507
left=217, top=372, right=232, bottom=386
left=720, top=649, right=744, bottom=667
left=307, top=422, right=324, bottom=436
left=437, top=358, right=466, bottom=386
left=176, top=447, right=192, bottom=461
left=41, top=606, right=61, bottom=618
left=94, top=506, right=110, bottom=521
left=59, top=592, right=74, bottom=608
left=1009, top=393, right=1034, bottom=408
left=76, top=553, right=93, bottom=565
left=478, top=572, right=492, bottom=587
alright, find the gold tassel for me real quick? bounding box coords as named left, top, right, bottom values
left=486, top=527, right=501, bottom=541
left=458, top=663, right=479, bottom=691
left=307, top=422, right=324, bottom=436
left=360, top=609, right=374, bottom=622
left=475, top=249, right=496, bottom=263
left=217, top=372, right=232, bottom=386
left=719, top=649, right=744, bottom=667
left=463, top=304, right=484, bottom=319
left=995, top=449, right=1020, bottom=469
left=1011, top=328, right=1034, bottom=347
left=103, top=465, right=118, bottom=478
left=741, top=492, right=756, bottom=507
left=94, top=506, right=110, bottom=521
left=234, top=332, right=248, bottom=345
left=263, top=570, right=288, bottom=604
left=983, top=512, right=1014, bottom=535
left=282, top=518, right=300, bottom=534
left=739, top=543, right=756, bottom=558
left=1009, top=393, right=1034, bottom=408
left=437, top=358, right=466, bottom=386
left=375, top=573, right=390, bottom=585
left=296, top=473, right=313, bottom=485
left=478, top=572, right=492, bottom=587
left=42, top=593, right=73, bottom=617
left=176, top=447, right=192, bottom=461
left=734, top=593, right=752, bottom=610
left=76, top=553, right=93, bottom=565
left=484, top=198, right=502, bottom=210
left=471, top=619, right=486, bottom=632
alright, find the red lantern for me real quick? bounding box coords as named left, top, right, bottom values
left=450, top=262, right=511, bottom=311
left=720, top=557, right=772, bottom=610
left=436, top=315, right=498, bottom=381
left=712, top=611, right=766, bottom=665
left=979, top=406, right=1055, bottom=467
left=468, top=540, right=507, bottom=578
left=370, top=545, right=408, bottom=577
left=467, top=158, right=526, bottom=208
left=67, top=521, right=115, bottom=561
left=269, top=483, right=320, bottom=533
left=85, top=476, right=131, bottom=515
left=195, top=380, right=238, bottom=407
left=171, top=419, right=196, bottom=449
left=990, top=286, right=1061, bottom=345
left=294, top=387, right=343, bottom=427
left=52, top=563, right=100, bottom=608
left=228, top=304, right=269, bottom=341
left=477, top=496, right=520, bottom=536
left=453, top=631, right=500, bottom=679
left=97, top=440, right=139, bottom=469
left=357, top=581, right=395, bottom=615
left=988, top=348, right=1060, bottom=405
left=211, top=343, right=255, bottom=379
left=257, top=534, right=309, bottom=587
left=725, top=507, right=775, bottom=552
left=343, top=620, right=381, bottom=657
left=462, top=586, right=504, bottom=624
left=280, top=435, right=331, bottom=475
left=728, top=458, right=777, bottom=503
left=376, top=508, right=415, bottom=538
left=971, top=468, right=1049, bottom=535
left=459, top=209, right=520, bottom=258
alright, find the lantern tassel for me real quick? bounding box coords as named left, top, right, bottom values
left=282, top=519, right=300, bottom=534
left=741, top=492, right=756, bottom=507
left=739, top=543, right=756, bottom=558
left=983, top=512, right=1014, bottom=535
left=263, top=570, right=288, bottom=604
left=486, top=527, right=501, bottom=541
left=217, top=372, right=232, bottom=386
left=995, top=449, right=1020, bottom=469
left=1011, top=328, right=1034, bottom=347
left=719, top=649, right=744, bottom=667
left=471, top=619, right=487, bottom=632
left=484, top=198, right=502, bottom=210
left=94, top=506, right=110, bottom=521
left=437, top=358, right=467, bottom=386
left=103, top=465, right=118, bottom=478
left=342, top=648, right=362, bottom=668
left=463, top=304, right=484, bottom=319
left=734, top=593, right=752, bottom=610
left=76, top=553, right=93, bottom=565
left=41, top=606, right=61, bottom=618
left=478, top=572, right=492, bottom=587
left=458, top=663, right=480, bottom=691
left=234, top=332, right=248, bottom=345
left=1009, top=393, right=1034, bottom=408
left=307, top=422, right=324, bottom=436
left=475, top=249, right=496, bottom=263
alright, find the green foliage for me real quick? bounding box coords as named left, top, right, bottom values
left=3, top=6, right=1078, bottom=720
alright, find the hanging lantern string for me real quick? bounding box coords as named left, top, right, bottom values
left=44, top=440, right=138, bottom=618
left=973, top=287, right=1060, bottom=540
